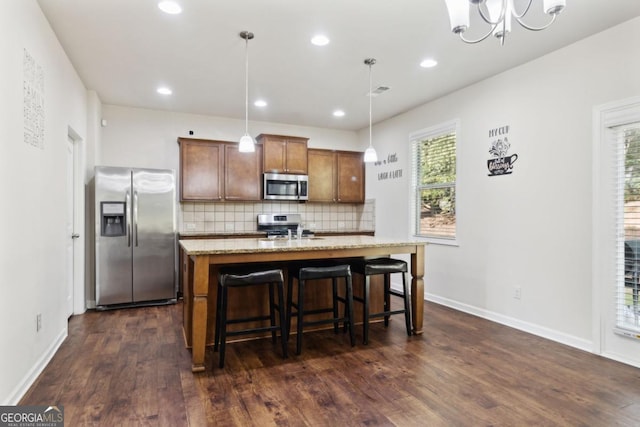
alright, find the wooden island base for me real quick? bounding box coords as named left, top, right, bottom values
left=180, top=236, right=425, bottom=372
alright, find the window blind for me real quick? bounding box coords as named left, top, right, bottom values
left=615, top=123, right=640, bottom=333
left=411, top=121, right=457, bottom=240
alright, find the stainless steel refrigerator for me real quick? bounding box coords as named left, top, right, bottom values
left=94, top=166, right=176, bottom=308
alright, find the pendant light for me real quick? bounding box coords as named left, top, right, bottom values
left=364, top=58, right=378, bottom=163
left=238, top=31, right=255, bottom=153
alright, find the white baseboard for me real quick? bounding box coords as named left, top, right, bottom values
left=425, top=293, right=593, bottom=353
left=4, top=327, right=68, bottom=405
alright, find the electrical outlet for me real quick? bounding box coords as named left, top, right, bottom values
left=36, top=314, right=42, bottom=332
left=514, top=287, right=522, bottom=300
left=185, top=222, right=196, bottom=231
left=224, top=223, right=234, bottom=231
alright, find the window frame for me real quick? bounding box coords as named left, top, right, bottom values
left=409, top=119, right=460, bottom=246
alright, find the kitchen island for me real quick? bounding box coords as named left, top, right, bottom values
left=179, top=235, right=426, bottom=372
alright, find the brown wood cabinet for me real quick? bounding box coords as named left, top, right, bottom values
left=258, top=134, right=308, bottom=174
left=308, top=149, right=365, bottom=203
left=178, top=138, right=224, bottom=201
left=308, top=148, right=337, bottom=202
left=178, top=137, right=262, bottom=202
left=337, top=151, right=365, bottom=203
left=224, top=143, right=263, bottom=200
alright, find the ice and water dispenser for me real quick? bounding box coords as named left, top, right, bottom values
left=100, top=201, right=126, bottom=236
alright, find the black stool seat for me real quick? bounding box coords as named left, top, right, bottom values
left=286, top=263, right=356, bottom=355
left=295, top=264, right=354, bottom=281
left=352, top=258, right=408, bottom=276
left=221, top=268, right=284, bottom=286
left=350, top=257, right=412, bottom=344
left=214, top=265, right=287, bottom=368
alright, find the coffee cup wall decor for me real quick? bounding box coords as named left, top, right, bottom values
left=487, top=154, right=518, bottom=176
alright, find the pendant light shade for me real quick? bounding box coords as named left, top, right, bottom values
left=239, top=31, right=255, bottom=153
left=364, top=146, right=378, bottom=163
left=238, top=134, right=255, bottom=152
left=364, top=58, right=378, bottom=163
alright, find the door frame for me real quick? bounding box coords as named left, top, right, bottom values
left=592, top=96, right=640, bottom=368
left=67, top=126, right=86, bottom=315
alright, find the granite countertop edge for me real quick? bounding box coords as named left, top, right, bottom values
left=179, top=235, right=424, bottom=255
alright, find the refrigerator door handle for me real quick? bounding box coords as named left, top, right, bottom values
left=126, top=191, right=131, bottom=247
left=134, top=190, right=139, bottom=247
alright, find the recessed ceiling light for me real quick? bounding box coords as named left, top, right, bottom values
left=158, top=1, right=182, bottom=14
left=311, top=35, right=330, bottom=46
left=420, top=58, right=438, bottom=68
left=333, top=110, right=345, bottom=117
left=157, top=87, right=172, bottom=95
left=254, top=99, right=267, bottom=107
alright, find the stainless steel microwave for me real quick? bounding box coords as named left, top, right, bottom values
left=263, top=173, right=308, bottom=201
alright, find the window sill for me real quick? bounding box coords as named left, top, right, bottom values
left=413, top=235, right=459, bottom=247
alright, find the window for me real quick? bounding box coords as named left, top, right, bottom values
left=411, top=120, right=458, bottom=241
left=616, top=123, right=640, bottom=333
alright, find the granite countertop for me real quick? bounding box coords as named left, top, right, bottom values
left=179, top=235, right=424, bottom=255
left=178, top=229, right=375, bottom=237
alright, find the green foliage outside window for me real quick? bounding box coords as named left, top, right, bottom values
left=416, top=132, right=456, bottom=239
left=625, top=128, right=640, bottom=203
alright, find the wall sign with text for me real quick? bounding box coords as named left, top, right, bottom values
left=487, top=125, right=518, bottom=177
left=374, top=153, right=404, bottom=181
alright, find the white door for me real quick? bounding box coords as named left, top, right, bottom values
left=66, top=138, right=75, bottom=317
left=593, top=97, right=640, bottom=368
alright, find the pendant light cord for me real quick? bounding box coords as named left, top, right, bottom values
left=365, top=58, right=376, bottom=150
left=244, top=35, right=249, bottom=135
left=368, top=61, right=372, bottom=149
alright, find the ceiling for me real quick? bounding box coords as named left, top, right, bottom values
left=37, top=0, right=640, bottom=132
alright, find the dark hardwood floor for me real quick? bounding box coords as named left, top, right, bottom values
left=20, top=301, right=640, bottom=426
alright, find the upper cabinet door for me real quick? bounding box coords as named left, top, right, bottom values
left=308, top=149, right=336, bottom=202
left=284, top=139, right=308, bottom=174
left=225, top=143, right=263, bottom=201
left=178, top=138, right=224, bottom=201
left=336, top=151, right=365, bottom=203
left=258, top=134, right=308, bottom=174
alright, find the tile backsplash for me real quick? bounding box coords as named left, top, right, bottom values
left=179, top=199, right=375, bottom=234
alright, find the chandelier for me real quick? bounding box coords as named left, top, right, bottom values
left=444, top=0, right=566, bottom=45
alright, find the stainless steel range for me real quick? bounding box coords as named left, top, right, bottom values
left=257, top=213, right=313, bottom=238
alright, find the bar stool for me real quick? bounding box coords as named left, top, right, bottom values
left=286, top=263, right=356, bottom=355
left=214, top=266, right=287, bottom=369
left=350, top=257, right=412, bottom=344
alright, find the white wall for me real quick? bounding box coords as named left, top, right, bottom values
left=363, top=17, right=640, bottom=355
left=99, top=105, right=361, bottom=171
left=0, top=1, right=88, bottom=405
